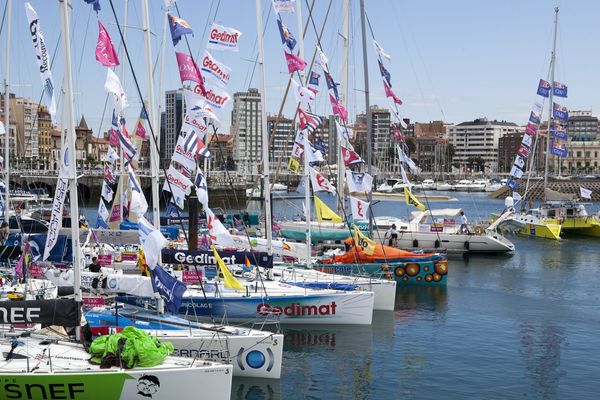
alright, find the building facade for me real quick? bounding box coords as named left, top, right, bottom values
left=231, top=88, right=262, bottom=175
left=566, top=110, right=598, bottom=142
left=160, top=89, right=183, bottom=169
left=37, top=106, right=52, bottom=169
left=554, top=140, right=600, bottom=174
left=267, top=115, right=294, bottom=168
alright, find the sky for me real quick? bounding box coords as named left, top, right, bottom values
left=1, top=0, right=599, bottom=136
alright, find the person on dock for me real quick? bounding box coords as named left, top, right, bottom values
left=386, top=224, right=398, bottom=247
left=88, top=256, right=101, bottom=273
left=459, top=211, right=471, bottom=235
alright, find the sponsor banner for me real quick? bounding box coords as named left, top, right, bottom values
left=121, top=251, right=138, bottom=262
left=182, top=269, right=204, bottom=283
left=97, top=254, right=113, bottom=266
left=173, top=139, right=197, bottom=171
left=207, top=23, right=242, bottom=52
left=162, top=249, right=273, bottom=268
left=44, top=178, right=69, bottom=261
left=197, top=81, right=231, bottom=110
left=200, top=50, right=231, bottom=87
left=83, top=296, right=105, bottom=309
left=537, top=78, right=550, bottom=97
left=553, top=102, right=569, bottom=122
left=553, top=81, right=568, bottom=97
left=0, top=299, right=80, bottom=326
left=175, top=52, right=203, bottom=84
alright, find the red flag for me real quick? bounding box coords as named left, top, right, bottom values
left=109, top=128, right=119, bottom=146
left=95, top=21, right=120, bottom=67
left=284, top=51, right=307, bottom=74
left=341, top=146, right=364, bottom=166
left=176, top=52, right=205, bottom=94
left=135, top=119, right=147, bottom=139
left=383, top=81, right=402, bottom=105
left=329, top=95, right=348, bottom=122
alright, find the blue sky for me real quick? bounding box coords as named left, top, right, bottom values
left=1, top=0, right=597, bottom=135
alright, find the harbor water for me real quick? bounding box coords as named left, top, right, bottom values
left=233, top=193, right=600, bottom=399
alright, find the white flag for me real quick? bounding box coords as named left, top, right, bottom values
left=172, top=134, right=197, bottom=171
left=106, top=146, right=119, bottom=164
left=207, top=208, right=236, bottom=247
left=200, top=50, right=232, bottom=88
left=335, top=121, right=353, bottom=149
left=373, top=40, right=391, bottom=60
left=128, top=166, right=148, bottom=217
left=510, top=165, right=524, bottom=179
left=25, top=3, right=57, bottom=123
left=105, top=69, right=128, bottom=112
left=194, top=167, right=209, bottom=210
left=304, top=136, right=323, bottom=163
left=580, top=186, right=592, bottom=199
left=345, top=170, right=373, bottom=193
left=512, top=192, right=522, bottom=201
left=316, top=46, right=329, bottom=72
left=163, top=0, right=177, bottom=8
left=309, top=167, right=335, bottom=193
left=291, top=79, right=315, bottom=106
left=43, top=178, right=69, bottom=261
left=97, top=199, right=110, bottom=222
left=138, top=216, right=168, bottom=270
left=272, top=0, right=296, bottom=13
left=207, top=23, right=242, bottom=52
left=522, top=133, right=532, bottom=147
left=514, top=155, right=525, bottom=169
left=396, top=144, right=420, bottom=173
left=400, top=163, right=410, bottom=185
left=0, top=121, right=5, bottom=135
left=198, top=81, right=231, bottom=110
left=162, top=166, right=193, bottom=209
left=101, top=180, right=114, bottom=202
left=350, top=196, right=370, bottom=222
left=291, top=142, right=304, bottom=158
left=532, top=102, right=543, bottom=114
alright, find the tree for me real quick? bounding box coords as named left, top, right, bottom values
left=405, top=137, right=416, bottom=155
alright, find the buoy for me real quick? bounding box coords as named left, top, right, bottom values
left=474, top=225, right=484, bottom=235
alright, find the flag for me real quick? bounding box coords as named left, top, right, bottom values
left=396, top=144, right=420, bottom=173
left=305, top=140, right=324, bottom=164
left=96, top=200, right=110, bottom=229
left=552, top=125, right=568, bottom=140
left=525, top=122, right=537, bottom=136
left=277, top=18, right=297, bottom=52
left=336, top=121, right=353, bottom=147
left=314, top=137, right=327, bottom=155
left=297, top=108, right=322, bottom=133
left=288, top=157, right=300, bottom=173
left=139, top=216, right=168, bottom=270
left=207, top=23, right=242, bottom=52
left=172, top=134, right=198, bottom=171
left=512, top=192, right=522, bottom=201
left=194, top=167, right=209, bottom=210
left=350, top=196, right=369, bottom=222
left=101, top=181, right=114, bottom=202
left=134, top=118, right=147, bottom=139
left=517, top=145, right=530, bottom=158
left=106, top=145, right=119, bottom=164
left=404, top=187, right=426, bottom=211
left=324, top=71, right=339, bottom=100
left=341, top=146, right=363, bottom=166
left=163, top=166, right=193, bottom=209
left=308, top=71, right=320, bottom=94
left=109, top=110, right=119, bottom=146
left=184, top=89, right=221, bottom=124
left=206, top=208, right=236, bottom=247
left=128, top=166, right=148, bottom=217
left=537, top=79, right=550, bottom=97
left=43, top=178, right=69, bottom=261
left=373, top=40, right=391, bottom=60
left=291, top=142, right=303, bottom=158
left=550, top=140, right=568, bottom=157
left=105, top=69, right=128, bottom=112
left=316, top=46, right=329, bottom=72
left=383, top=81, right=402, bottom=105
left=309, top=167, right=335, bottom=193
left=392, top=125, right=404, bottom=142
left=24, top=3, right=57, bottom=123
left=510, top=165, right=524, bottom=179
left=284, top=51, right=307, bottom=74
left=150, top=265, right=187, bottom=313
left=514, top=155, right=525, bottom=169
left=378, top=59, right=391, bottom=87
left=175, top=52, right=204, bottom=86
left=104, top=164, right=117, bottom=184
left=580, top=186, right=592, bottom=199
left=345, top=170, right=373, bottom=193
left=400, top=163, right=409, bottom=185
left=507, top=178, right=518, bottom=190
left=553, top=103, right=568, bottom=122
left=329, top=95, right=348, bottom=122
left=165, top=201, right=180, bottom=218
left=118, top=122, right=138, bottom=164
left=181, top=128, right=210, bottom=159
left=168, top=13, right=193, bottom=46
left=292, top=79, right=315, bottom=105
left=353, top=225, right=375, bottom=255
left=213, top=247, right=244, bottom=290
left=553, top=81, right=568, bottom=98
left=532, top=102, right=543, bottom=114
left=272, top=0, right=296, bottom=13
left=243, top=256, right=253, bottom=272
left=200, top=50, right=232, bottom=88
left=95, top=21, right=120, bottom=67
left=164, top=0, right=177, bottom=9
left=521, top=133, right=532, bottom=147
left=314, top=196, right=342, bottom=223
left=529, top=111, right=541, bottom=125
left=84, top=0, right=101, bottom=12
left=199, top=81, right=231, bottom=110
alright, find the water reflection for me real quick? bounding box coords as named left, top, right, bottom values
left=232, top=378, right=281, bottom=400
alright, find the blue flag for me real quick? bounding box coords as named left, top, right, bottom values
left=553, top=81, right=568, bottom=98
left=277, top=18, right=296, bottom=52
left=84, top=0, right=101, bottom=12
left=309, top=71, right=320, bottom=86
left=553, top=103, right=569, bottom=122
left=378, top=60, right=391, bottom=87
left=150, top=265, right=187, bottom=314
left=314, top=137, right=327, bottom=155
left=168, top=14, right=193, bottom=46
left=165, top=201, right=180, bottom=218
left=536, top=79, right=550, bottom=97
left=324, top=71, right=339, bottom=100
left=506, top=178, right=518, bottom=190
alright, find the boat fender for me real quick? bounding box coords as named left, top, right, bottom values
left=381, top=263, right=390, bottom=271
left=434, top=239, right=440, bottom=248
left=464, top=241, right=470, bottom=250
left=412, top=239, right=419, bottom=248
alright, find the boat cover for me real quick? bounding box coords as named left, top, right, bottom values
left=322, top=242, right=437, bottom=264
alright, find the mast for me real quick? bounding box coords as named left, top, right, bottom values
left=359, top=0, right=373, bottom=234
left=256, top=0, right=272, bottom=254
left=59, top=0, right=82, bottom=314
left=543, top=7, right=559, bottom=193
left=337, top=0, right=349, bottom=210
left=156, top=10, right=168, bottom=168
left=3, top=0, right=11, bottom=219
left=142, top=0, right=160, bottom=229
left=118, top=0, right=128, bottom=223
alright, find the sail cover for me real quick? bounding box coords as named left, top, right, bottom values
left=0, top=299, right=80, bottom=326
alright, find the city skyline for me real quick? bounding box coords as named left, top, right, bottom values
left=1, top=0, right=600, bottom=136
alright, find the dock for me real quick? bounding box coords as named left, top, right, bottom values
left=488, top=179, right=600, bottom=201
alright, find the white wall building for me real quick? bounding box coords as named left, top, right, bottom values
left=231, top=88, right=262, bottom=175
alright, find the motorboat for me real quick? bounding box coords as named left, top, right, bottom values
left=246, top=183, right=288, bottom=197
left=454, top=179, right=473, bottom=191
left=413, top=179, right=436, bottom=191
left=376, top=178, right=399, bottom=193
left=435, top=181, right=455, bottom=191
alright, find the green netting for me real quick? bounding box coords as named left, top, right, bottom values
left=88, top=326, right=174, bottom=369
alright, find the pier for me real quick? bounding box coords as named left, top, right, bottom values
left=489, top=179, right=600, bottom=201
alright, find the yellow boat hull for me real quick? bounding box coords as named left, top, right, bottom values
left=560, top=217, right=600, bottom=237
left=517, top=221, right=562, bottom=240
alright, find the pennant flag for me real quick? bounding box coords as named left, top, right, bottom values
left=537, top=79, right=550, bottom=97
left=168, top=13, right=193, bottom=46
left=207, top=23, right=242, bottom=52
left=298, top=108, right=322, bottom=133
left=350, top=196, right=370, bottom=222
left=213, top=246, right=245, bottom=290
left=514, top=155, right=525, bottom=169
left=580, top=186, right=592, bottom=199
left=522, top=133, right=532, bottom=147
left=404, top=187, right=426, bottom=211
left=175, top=52, right=204, bottom=87
left=106, top=145, right=119, bottom=164
left=373, top=40, right=391, bottom=60
left=512, top=192, right=522, bottom=201
left=101, top=180, right=114, bottom=202
left=105, top=69, right=128, bottom=112
left=272, top=0, right=296, bottom=13
left=284, top=51, right=307, bottom=74
left=353, top=225, right=376, bottom=255
left=292, top=79, right=315, bottom=105
left=329, top=95, right=348, bottom=122
left=316, top=46, right=329, bottom=72
left=553, top=81, right=568, bottom=98
left=378, top=59, right=391, bottom=87
left=277, top=18, right=297, bottom=52
left=383, top=81, right=402, bottom=105
left=345, top=170, right=373, bottom=193
left=309, top=167, right=336, bottom=193
left=551, top=124, right=568, bottom=140
left=95, top=21, right=120, bottom=67
left=341, top=146, right=364, bottom=166
left=194, top=167, right=209, bottom=210
left=324, top=71, right=339, bottom=100
left=207, top=208, right=236, bottom=247
left=553, top=103, right=568, bottom=122
left=128, top=166, right=148, bottom=217
left=84, top=0, right=101, bottom=12
left=308, top=71, right=320, bottom=94
left=150, top=265, right=187, bottom=313
left=43, top=178, right=69, bottom=261
left=314, top=196, right=342, bottom=223
left=163, top=166, right=193, bottom=209
left=96, top=201, right=110, bottom=229
left=139, top=216, right=168, bottom=270
left=288, top=157, right=300, bottom=173
left=510, top=165, right=524, bottom=179
left=200, top=50, right=232, bottom=88
left=24, top=3, right=57, bottom=123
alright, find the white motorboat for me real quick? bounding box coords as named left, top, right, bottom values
left=414, top=179, right=436, bottom=191
left=435, top=182, right=455, bottom=191
left=376, top=178, right=399, bottom=193
left=246, top=183, right=288, bottom=197
left=455, top=179, right=486, bottom=192
left=472, top=179, right=488, bottom=191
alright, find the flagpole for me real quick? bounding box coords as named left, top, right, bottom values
left=59, top=0, right=82, bottom=338
left=142, top=0, right=161, bottom=230
left=359, top=0, right=373, bottom=235
left=118, top=0, right=128, bottom=223
left=256, top=0, right=273, bottom=255
left=543, top=7, right=558, bottom=195
left=337, top=0, right=349, bottom=212
left=3, top=0, right=11, bottom=219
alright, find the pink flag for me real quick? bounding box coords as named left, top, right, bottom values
left=176, top=52, right=205, bottom=94
left=525, top=122, right=537, bottom=136
left=135, top=119, right=147, bottom=139
left=284, top=51, right=307, bottom=74
left=95, top=21, right=120, bottom=67
left=109, top=128, right=119, bottom=146
left=383, top=81, right=402, bottom=105
left=329, top=95, right=348, bottom=122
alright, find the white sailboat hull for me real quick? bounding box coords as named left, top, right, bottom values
left=375, top=230, right=515, bottom=253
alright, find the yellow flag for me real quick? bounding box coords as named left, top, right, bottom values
left=404, top=187, right=426, bottom=211
left=353, top=225, right=376, bottom=255
left=314, top=196, right=343, bottom=223
left=287, top=157, right=300, bottom=173
left=213, top=246, right=245, bottom=291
